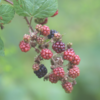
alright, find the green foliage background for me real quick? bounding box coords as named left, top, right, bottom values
left=0, top=0, right=100, bottom=100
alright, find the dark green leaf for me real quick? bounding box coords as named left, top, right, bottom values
left=13, top=0, right=34, bottom=17
left=33, top=0, right=58, bottom=18
left=13, top=0, right=58, bottom=18
left=0, top=38, right=4, bottom=56
left=0, top=4, right=15, bottom=25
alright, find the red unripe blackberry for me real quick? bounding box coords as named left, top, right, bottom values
left=48, top=30, right=58, bottom=39
left=53, top=67, right=65, bottom=78
left=35, top=24, right=43, bottom=32
left=41, top=25, right=50, bottom=36
left=53, top=33, right=61, bottom=41
left=68, top=66, right=80, bottom=78
left=40, top=18, right=48, bottom=25
left=49, top=73, right=58, bottom=83
left=34, top=64, right=47, bottom=78
left=52, top=42, right=65, bottom=53
left=19, top=41, right=30, bottom=52
left=23, top=34, right=30, bottom=43
left=71, top=55, right=80, bottom=65
left=37, top=37, right=45, bottom=44
left=51, top=10, right=58, bottom=17
left=63, top=49, right=75, bottom=62
left=32, top=63, right=40, bottom=71
left=62, top=82, right=73, bottom=93
left=66, top=48, right=75, bottom=53
left=40, top=49, right=53, bottom=60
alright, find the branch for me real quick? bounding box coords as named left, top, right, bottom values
left=4, top=0, right=13, bottom=5
left=24, top=17, right=34, bottom=32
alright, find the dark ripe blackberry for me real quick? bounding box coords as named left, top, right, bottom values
left=52, top=41, right=65, bottom=53
left=48, top=30, right=58, bottom=39
left=34, top=64, right=47, bottom=78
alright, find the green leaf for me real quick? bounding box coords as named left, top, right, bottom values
left=13, top=0, right=34, bottom=17
left=33, top=0, right=58, bottom=18
left=0, top=4, right=15, bottom=25
left=0, top=38, right=4, bottom=56
left=13, top=0, right=58, bottom=18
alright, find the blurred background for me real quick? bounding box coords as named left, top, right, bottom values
left=0, top=0, right=100, bottom=100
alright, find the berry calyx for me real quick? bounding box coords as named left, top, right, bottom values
left=32, top=63, right=40, bottom=71
left=68, top=66, right=80, bottom=78
left=53, top=67, right=65, bottom=78
left=34, top=18, right=45, bottom=24
left=71, top=55, right=80, bottom=65
left=49, top=73, right=58, bottom=83
left=63, top=49, right=75, bottom=62
left=62, top=82, right=73, bottom=93
left=34, top=64, right=47, bottom=78
left=52, top=41, right=65, bottom=53
left=48, top=30, right=58, bottom=39
left=19, top=41, right=30, bottom=52
left=40, top=49, right=53, bottom=60
left=51, top=10, right=58, bottom=17
left=41, top=25, right=50, bottom=36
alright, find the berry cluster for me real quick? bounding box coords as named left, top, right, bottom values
left=19, top=10, right=81, bottom=93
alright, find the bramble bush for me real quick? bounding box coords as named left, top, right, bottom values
left=0, top=0, right=81, bottom=93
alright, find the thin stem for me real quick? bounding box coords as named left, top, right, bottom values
left=4, top=0, right=13, bottom=5
left=24, top=17, right=34, bottom=32
left=30, top=17, right=33, bottom=25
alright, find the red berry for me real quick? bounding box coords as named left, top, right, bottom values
left=40, top=49, right=53, bottom=60
left=53, top=67, right=65, bottom=78
left=49, top=73, right=58, bottom=83
left=62, top=82, right=73, bottom=93
left=71, top=55, right=80, bottom=65
left=35, top=24, right=43, bottom=32
left=19, top=41, right=30, bottom=52
left=63, top=49, right=75, bottom=61
left=23, top=34, right=30, bottom=43
left=66, top=48, right=75, bottom=53
left=52, top=41, right=65, bottom=53
left=40, top=18, right=48, bottom=25
left=68, top=66, right=80, bottom=78
left=41, top=25, right=50, bottom=36
left=32, top=63, right=40, bottom=71
left=51, top=10, right=58, bottom=17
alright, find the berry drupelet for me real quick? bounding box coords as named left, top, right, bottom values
left=34, top=64, right=47, bottom=78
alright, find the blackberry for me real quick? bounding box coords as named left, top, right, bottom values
left=48, top=30, right=58, bottom=39
left=34, top=64, right=47, bottom=78
left=52, top=41, right=65, bottom=53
